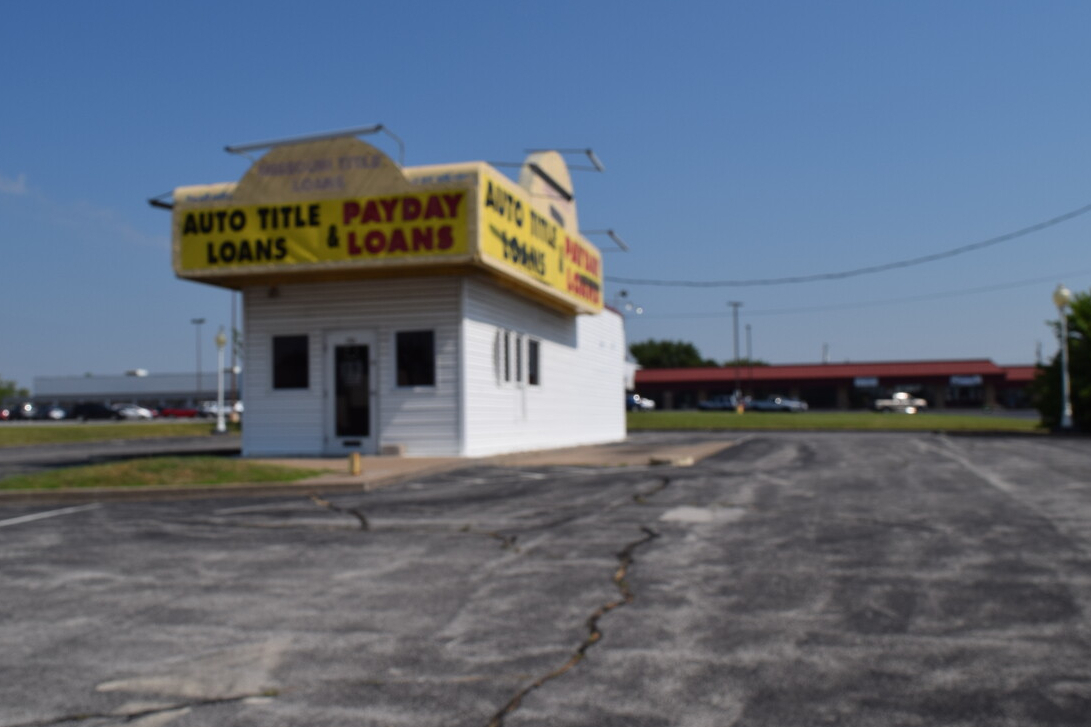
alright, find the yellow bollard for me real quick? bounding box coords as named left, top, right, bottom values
left=349, top=451, right=362, bottom=476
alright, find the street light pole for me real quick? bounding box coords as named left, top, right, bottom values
left=729, top=301, right=743, bottom=411
left=191, top=318, right=205, bottom=405
left=1053, top=284, right=1074, bottom=430
left=230, top=292, right=238, bottom=407
left=214, top=326, right=227, bottom=434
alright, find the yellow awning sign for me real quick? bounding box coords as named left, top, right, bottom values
left=477, top=166, right=603, bottom=310
left=171, top=138, right=603, bottom=314
left=177, top=192, right=470, bottom=269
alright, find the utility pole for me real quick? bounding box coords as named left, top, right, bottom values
left=191, top=318, right=205, bottom=405
left=745, top=323, right=753, bottom=397
left=728, top=301, right=743, bottom=411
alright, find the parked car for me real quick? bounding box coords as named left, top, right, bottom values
left=698, top=395, right=744, bottom=411
left=698, top=392, right=741, bottom=410
left=6, top=402, right=39, bottom=420
left=37, top=405, right=67, bottom=420
left=70, top=402, right=122, bottom=421
left=198, top=400, right=244, bottom=418
left=747, top=396, right=808, bottom=412
left=112, top=403, right=155, bottom=420
left=626, top=394, right=655, bottom=411
left=158, top=406, right=201, bottom=418
left=875, top=391, right=927, bottom=414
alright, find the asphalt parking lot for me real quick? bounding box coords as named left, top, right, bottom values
left=2, top=432, right=1091, bottom=727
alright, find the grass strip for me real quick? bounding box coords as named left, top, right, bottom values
left=0, top=422, right=237, bottom=448
left=627, top=411, right=1043, bottom=432
left=0, top=456, right=324, bottom=491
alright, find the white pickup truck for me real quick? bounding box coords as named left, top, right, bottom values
left=874, top=391, right=928, bottom=413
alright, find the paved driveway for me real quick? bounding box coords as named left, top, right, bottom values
left=0, top=434, right=241, bottom=480
left=2, top=432, right=1090, bottom=726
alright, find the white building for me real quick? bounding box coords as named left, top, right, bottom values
left=33, top=371, right=234, bottom=409
left=167, top=133, right=627, bottom=457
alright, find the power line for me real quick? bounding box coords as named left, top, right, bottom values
left=606, top=200, right=1091, bottom=288
left=627, top=269, right=1091, bottom=320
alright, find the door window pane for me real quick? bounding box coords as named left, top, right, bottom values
left=335, top=344, right=369, bottom=436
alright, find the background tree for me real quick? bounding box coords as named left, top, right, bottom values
left=0, top=375, right=29, bottom=404
left=1033, top=289, right=1090, bottom=430
left=629, top=339, right=719, bottom=368
left=721, top=358, right=770, bottom=368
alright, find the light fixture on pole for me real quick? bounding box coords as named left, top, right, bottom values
left=582, top=229, right=630, bottom=252
left=1053, top=283, right=1074, bottom=431
left=191, top=318, right=205, bottom=405
left=728, top=301, right=743, bottom=412
left=224, top=124, right=405, bottom=166
left=612, top=289, right=643, bottom=316
left=214, top=326, right=227, bottom=434
left=523, top=148, right=605, bottom=172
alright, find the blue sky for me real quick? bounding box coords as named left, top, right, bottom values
left=4, top=1, right=1091, bottom=391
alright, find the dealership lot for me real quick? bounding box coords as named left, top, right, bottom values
left=2, top=432, right=1091, bottom=726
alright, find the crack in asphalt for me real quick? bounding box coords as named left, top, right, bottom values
left=308, top=492, right=370, bottom=530
left=633, top=476, right=671, bottom=503
left=459, top=524, right=520, bottom=551
left=7, top=692, right=276, bottom=727
left=485, top=526, right=661, bottom=727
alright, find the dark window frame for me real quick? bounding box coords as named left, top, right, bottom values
left=527, top=338, right=541, bottom=386
left=272, top=335, right=310, bottom=390
left=501, top=330, right=511, bottom=383
left=514, top=333, right=524, bottom=383
left=396, top=329, right=436, bottom=388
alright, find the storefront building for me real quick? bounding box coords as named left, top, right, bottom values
left=168, top=135, right=626, bottom=457
left=635, top=360, right=1038, bottom=411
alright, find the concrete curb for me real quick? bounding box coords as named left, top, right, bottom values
left=0, top=460, right=476, bottom=507
left=0, top=439, right=737, bottom=507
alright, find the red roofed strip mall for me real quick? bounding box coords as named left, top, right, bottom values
left=634, top=360, right=1038, bottom=411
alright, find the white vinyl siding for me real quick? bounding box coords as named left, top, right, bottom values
left=460, top=276, right=626, bottom=456
left=242, top=278, right=462, bottom=456
left=240, top=274, right=624, bottom=458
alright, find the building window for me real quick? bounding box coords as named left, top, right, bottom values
left=496, top=329, right=540, bottom=387
left=273, top=335, right=309, bottom=389
left=514, top=334, right=524, bottom=383
left=527, top=338, right=540, bottom=386
left=501, top=331, right=512, bottom=382
left=396, top=330, right=435, bottom=387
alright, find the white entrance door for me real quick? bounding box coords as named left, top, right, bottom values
left=326, top=330, right=377, bottom=454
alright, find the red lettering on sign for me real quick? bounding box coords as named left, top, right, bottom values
left=437, top=225, right=453, bottom=249
left=364, top=230, right=385, bottom=254
left=361, top=200, right=382, bottom=224
left=380, top=198, right=398, bottom=221
left=412, top=227, right=433, bottom=251
left=566, top=269, right=602, bottom=305
left=343, top=201, right=360, bottom=225
left=423, top=195, right=444, bottom=220
left=388, top=229, right=408, bottom=253
left=443, top=193, right=463, bottom=218
left=565, top=236, right=600, bottom=276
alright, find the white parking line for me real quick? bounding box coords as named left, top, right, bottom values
left=0, top=503, right=102, bottom=528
